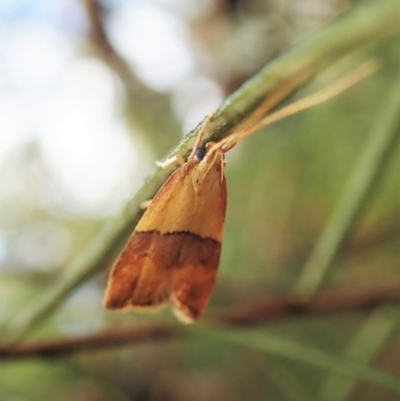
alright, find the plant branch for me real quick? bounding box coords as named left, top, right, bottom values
left=82, top=0, right=181, bottom=154
left=1, top=283, right=399, bottom=358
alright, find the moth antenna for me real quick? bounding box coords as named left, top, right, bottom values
left=211, top=59, right=380, bottom=152
left=233, top=59, right=379, bottom=145
left=207, top=133, right=238, bottom=161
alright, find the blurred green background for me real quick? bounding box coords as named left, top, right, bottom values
left=0, top=0, right=399, bottom=400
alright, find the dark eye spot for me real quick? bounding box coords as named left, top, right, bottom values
left=195, top=148, right=206, bottom=161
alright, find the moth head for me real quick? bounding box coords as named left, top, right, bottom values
left=189, top=142, right=225, bottom=195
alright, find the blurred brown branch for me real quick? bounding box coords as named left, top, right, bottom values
left=1, top=283, right=398, bottom=359
left=82, top=0, right=134, bottom=84
left=82, top=0, right=180, bottom=155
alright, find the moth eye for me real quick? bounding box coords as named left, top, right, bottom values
left=195, top=147, right=206, bottom=161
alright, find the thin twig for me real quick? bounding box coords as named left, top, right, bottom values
left=82, top=0, right=139, bottom=86
left=82, top=0, right=180, bottom=154
left=1, top=284, right=399, bottom=359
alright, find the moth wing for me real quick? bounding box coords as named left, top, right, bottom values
left=135, top=158, right=225, bottom=239
left=169, top=235, right=223, bottom=322
left=103, top=164, right=192, bottom=311
left=104, top=230, right=185, bottom=310
left=104, top=156, right=227, bottom=321
left=168, top=161, right=227, bottom=322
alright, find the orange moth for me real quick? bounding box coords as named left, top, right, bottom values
left=104, top=118, right=229, bottom=322
left=103, top=61, right=377, bottom=322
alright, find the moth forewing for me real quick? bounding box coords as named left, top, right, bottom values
left=103, top=147, right=227, bottom=322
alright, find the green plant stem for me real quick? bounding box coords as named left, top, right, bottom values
left=199, top=327, right=400, bottom=396
left=318, top=305, right=400, bottom=401
left=294, top=67, right=400, bottom=296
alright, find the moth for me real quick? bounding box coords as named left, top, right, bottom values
left=103, top=61, right=377, bottom=322
left=104, top=125, right=229, bottom=322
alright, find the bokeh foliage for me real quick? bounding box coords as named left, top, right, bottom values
left=0, top=1, right=400, bottom=401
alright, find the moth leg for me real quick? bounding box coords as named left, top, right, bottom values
left=140, top=199, right=153, bottom=209
left=208, top=132, right=241, bottom=156
left=156, top=154, right=185, bottom=169
left=188, top=110, right=217, bottom=160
